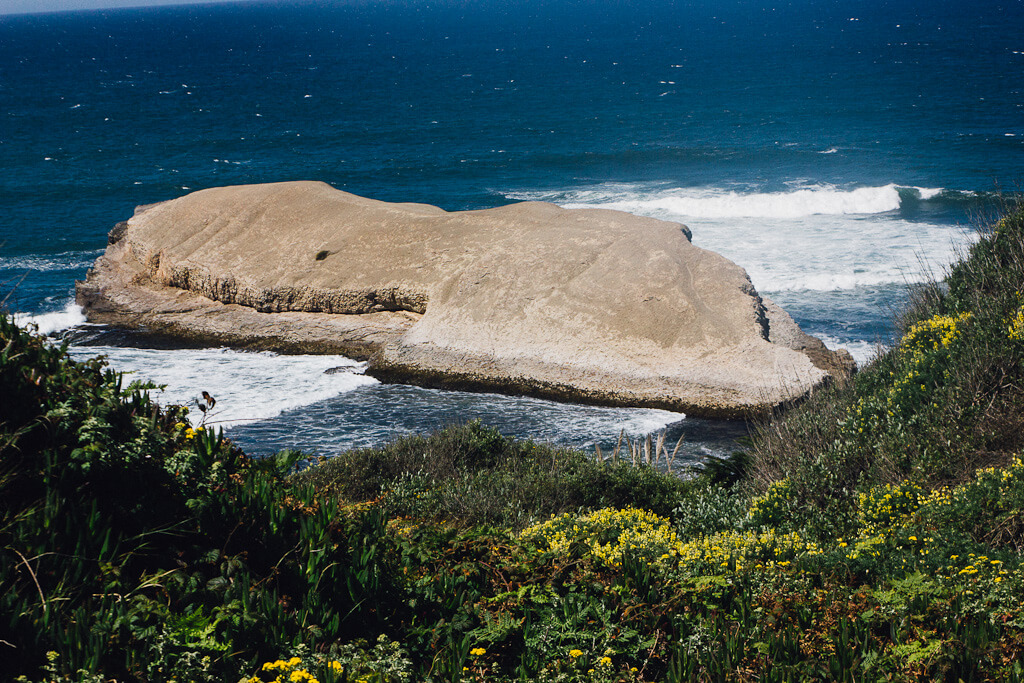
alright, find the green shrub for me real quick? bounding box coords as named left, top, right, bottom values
left=672, top=482, right=751, bottom=539
left=297, top=421, right=692, bottom=529
left=747, top=202, right=1024, bottom=539
left=0, top=315, right=401, bottom=680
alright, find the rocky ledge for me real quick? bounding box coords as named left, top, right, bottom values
left=76, top=181, right=853, bottom=418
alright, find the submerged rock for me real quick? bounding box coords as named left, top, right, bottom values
left=77, top=181, right=853, bottom=417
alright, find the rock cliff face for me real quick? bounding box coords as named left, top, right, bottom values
left=77, top=181, right=853, bottom=418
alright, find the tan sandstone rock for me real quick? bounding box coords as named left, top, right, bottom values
left=76, top=181, right=853, bottom=418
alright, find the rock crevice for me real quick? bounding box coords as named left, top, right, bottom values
left=161, top=264, right=430, bottom=315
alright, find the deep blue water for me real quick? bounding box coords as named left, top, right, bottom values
left=2, top=0, right=1022, bottom=459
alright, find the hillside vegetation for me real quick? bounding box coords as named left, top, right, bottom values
left=2, top=204, right=1024, bottom=682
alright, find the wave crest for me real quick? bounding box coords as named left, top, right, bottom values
left=507, top=181, right=975, bottom=293
left=13, top=301, right=87, bottom=336
left=510, top=183, right=949, bottom=219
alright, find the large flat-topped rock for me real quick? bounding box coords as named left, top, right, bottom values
left=77, top=181, right=852, bottom=417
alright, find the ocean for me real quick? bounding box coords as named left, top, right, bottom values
left=2, top=0, right=1022, bottom=463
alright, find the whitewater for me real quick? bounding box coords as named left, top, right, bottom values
left=511, top=183, right=974, bottom=295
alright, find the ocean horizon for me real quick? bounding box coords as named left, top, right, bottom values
left=2, top=0, right=1022, bottom=463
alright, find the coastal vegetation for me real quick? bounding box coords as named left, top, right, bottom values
left=3, top=203, right=1024, bottom=681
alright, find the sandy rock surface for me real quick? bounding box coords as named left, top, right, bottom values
left=77, top=181, right=853, bottom=417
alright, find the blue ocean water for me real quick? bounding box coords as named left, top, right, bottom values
left=2, top=0, right=1022, bottom=460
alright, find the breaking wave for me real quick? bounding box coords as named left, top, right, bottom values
left=507, top=182, right=976, bottom=292
left=509, top=183, right=952, bottom=219
left=12, top=301, right=87, bottom=336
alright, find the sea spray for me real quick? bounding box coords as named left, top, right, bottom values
left=12, top=301, right=87, bottom=336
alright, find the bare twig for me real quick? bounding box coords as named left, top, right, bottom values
left=12, top=548, right=46, bottom=613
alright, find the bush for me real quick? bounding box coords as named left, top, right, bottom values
left=296, top=421, right=693, bottom=529
left=747, top=202, right=1024, bottom=539
left=0, top=315, right=400, bottom=680
left=520, top=507, right=683, bottom=571
left=672, top=482, right=751, bottom=539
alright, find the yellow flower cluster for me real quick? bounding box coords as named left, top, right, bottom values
left=1008, top=304, right=1024, bottom=341
left=184, top=426, right=205, bottom=440
left=241, top=658, right=319, bottom=683
left=173, top=421, right=201, bottom=440
left=917, top=485, right=952, bottom=509
left=676, top=528, right=823, bottom=572
left=900, top=312, right=973, bottom=353
left=845, top=456, right=1024, bottom=566
left=875, top=311, right=972, bottom=416
left=245, top=657, right=347, bottom=683
left=945, top=553, right=1009, bottom=583
left=858, top=481, right=924, bottom=534
left=847, top=481, right=941, bottom=560
left=918, top=455, right=1023, bottom=521
left=522, top=506, right=823, bottom=575
left=520, top=507, right=681, bottom=569
left=335, top=498, right=380, bottom=517
left=842, top=525, right=933, bottom=562
left=748, top=478, right=792, bottom=526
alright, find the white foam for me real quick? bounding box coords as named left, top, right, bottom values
left=507, top=182, right=972, bottom=292
left=510, top=182, right=947, bottom=220
left=726, top=215, right=971, bottom=292
left=13, top=301, right=87, bottom=336
left=817, top=335, right=883, bottom=367
left=580, top=184, right=904, bottom=219
left=0, top=249, right=103, bottom=272
left=913, top=186, right=944, bottom=200
left=503, top=392, right=685, bottom=442
left=595, top=409, right=687, bottom=440
left=65, top=346, right=379, bottom=428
